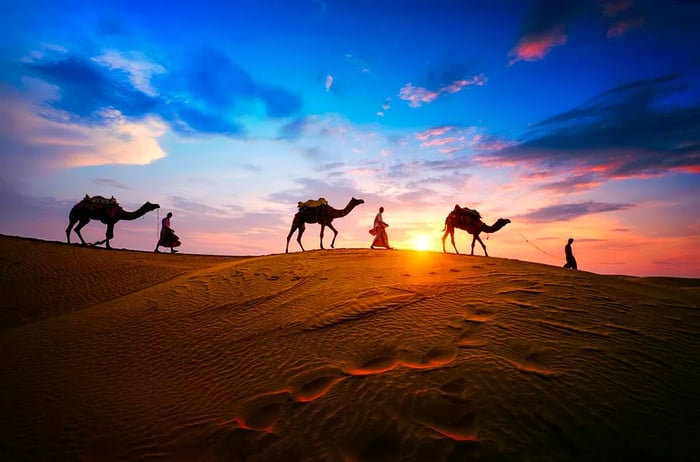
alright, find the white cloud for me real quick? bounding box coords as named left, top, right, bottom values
left=92, top=50, right=166, bottom=96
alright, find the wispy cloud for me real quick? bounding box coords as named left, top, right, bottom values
left=92, top=50, right=166, bottom=97
left=23, top=47, right=302, bottom=137
left=508, top=0, right=591, bottom=64
left=325, top=74, right=334, bottom=91
left=478, top=72, right=700, bottom=179
left=509, top=27, right=567, bottom=64
left=399, top=74, right=486, bottom=108
left=518, top=201, right=635, bottom=223
left=92, top=178, right=132, bottom=190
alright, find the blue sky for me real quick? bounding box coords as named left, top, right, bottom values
left=1, top=0, right=699, bottom=276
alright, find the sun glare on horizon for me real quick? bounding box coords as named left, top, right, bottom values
left=414, top=235, right=431, bottom=251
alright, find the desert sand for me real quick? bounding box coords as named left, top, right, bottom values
left=1, top=234, right=699, bottom=461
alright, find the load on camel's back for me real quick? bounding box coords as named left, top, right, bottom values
left=442, top=204, right=511, bottom=256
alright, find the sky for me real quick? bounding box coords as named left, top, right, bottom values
left=1, top=0, right=699, bottom=277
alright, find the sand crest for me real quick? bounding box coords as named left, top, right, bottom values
left=1, top=235, right=699, bottom=460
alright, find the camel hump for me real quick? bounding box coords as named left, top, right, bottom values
left=458, top=206, right=481, bottom=219
left=297, top=197, right=328, bottom=209
left=80, top=195, right=120, bottom=211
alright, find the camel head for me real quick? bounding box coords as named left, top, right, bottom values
left=350, top=197, right=365, bottom=207
left=143, top=202, right=161, bottom=212
left=490, top=218, right=511, bottom=232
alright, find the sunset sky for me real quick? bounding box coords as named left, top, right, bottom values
left=1, top=0, right=699, bottom=277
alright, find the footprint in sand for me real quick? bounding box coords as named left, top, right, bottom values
left=287, top=367, right=348, bottom=403
left=504, top=340, right=556, bottom=376
left=267, top=275, right=280, bottom=281
left=346, top=356, right=400, bottom=376
left=236, top=390, right=291, bottom=431
left=454, top=319, right=487, bottom=348
left=406, top=389, right=479, bottom=442
left=399, top=346, right=459, bottom=370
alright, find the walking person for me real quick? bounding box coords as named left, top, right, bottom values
left=563, top=237, right=577, bottom=269
left=370, top=206, right=392, bottom=249
left=155, top=212, right=181, bottom=253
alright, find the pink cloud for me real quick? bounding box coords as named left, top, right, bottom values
left=399, top=83, right=439, bottom=107
left=509, top=28, right=567, bottom=64
left=607, top=17, right=644, bottom=38
left=420, top=136, right=459, bottom=147
left=325, top=74, right=334, bottom=91
left=0, top=94, right=167, bottom=170
left=399, top=74, right=487, bottom=108
left=416, top=126, right=453, bottom=141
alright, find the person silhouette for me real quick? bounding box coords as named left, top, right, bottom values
left=370, top=206, right=392, bottom=249
left=563, top=237, right=577, bottom=269
left=154, top=212, right=181, bottom=254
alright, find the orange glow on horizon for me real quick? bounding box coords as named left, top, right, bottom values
left=413, top=235, right=431, bottom=251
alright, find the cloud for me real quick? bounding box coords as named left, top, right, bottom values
left=22, top=47, right=302, bottom=137
left=277, top=117, right=311, bottom=140
left=92, top=178, right=132, bottom=190
left=416, top=126, right=453, bottom=141
left=0, top=90, right=167, bottom=173
left=92, top=50, right=166, bottom=96
left=399, top=74, right=486, bottom=108
left=325, top=74, right=333, bottom=91
left=518, top=201, right=635, bottom=223
left=478, top=72, right=700, bottom=179
left=26, top=55, right=160, bottom=120
left=508, top=27, right=567, bottom=63
left=377, top=97, right=391, bottom=117
left=508, top=0, right=592, bottom=64
left=536, top=173, right=603, bottom=193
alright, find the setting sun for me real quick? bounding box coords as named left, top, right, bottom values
left=413, top=235, right=431, bottom=251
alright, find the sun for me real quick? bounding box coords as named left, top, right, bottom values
left=413, top=235, right=431, bottom=251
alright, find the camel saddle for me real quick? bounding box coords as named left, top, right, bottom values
left=297, top=197, right=328, bottom=209
left=80, top=195, right=120, bottom=215
left=454, top=205, right=481, bottom=219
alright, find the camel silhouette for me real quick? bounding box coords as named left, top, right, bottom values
left=66, top=196, right=160, bottom=249
left=442, top=206, right=511, bottom=256
left=286, top=197, right=364, bottom=253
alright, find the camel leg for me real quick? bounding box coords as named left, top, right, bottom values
left=470, top=235, right=477, bottom=256
left=442, top=228, right=459, bottom=254
left=286, top=224, right=298, bottom=253
left=73, top=218, right=90, bottom=245
left=296, top=223, right=306, bottom=252
left=103, top=223, right=115, bottom=249
left=319, top=224, right=326, bottom=250
left=474, top=235, right=488, bottom=256
left=327, top=223, right=338, bottom=248
left=65, top=219, right=77, bottom=244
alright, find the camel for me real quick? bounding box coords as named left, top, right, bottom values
left=441, top=206, right=511, bottom=256
left=286, top=197, right=365, bottom=253
left=66, top=196, right=160, bottom=249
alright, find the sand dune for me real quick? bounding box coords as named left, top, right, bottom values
left=1, top=234, right=699, bottom=461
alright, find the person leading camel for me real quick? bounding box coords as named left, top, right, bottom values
left=155, top=212, right=181, bottom=254
left=370, top=206, right=392, bottom=249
